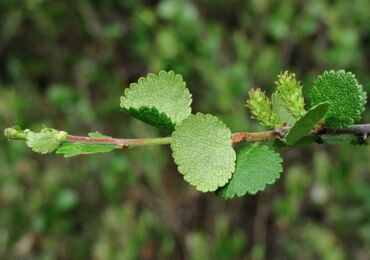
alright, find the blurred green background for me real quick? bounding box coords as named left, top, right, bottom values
left=1, top=0, right=370, bottom=259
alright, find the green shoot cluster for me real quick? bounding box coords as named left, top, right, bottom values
left=247, top=71, right=307, bottom=128
left=246, top=89, right=280, bottom=128
left=275, top=71, right=306, bottom=118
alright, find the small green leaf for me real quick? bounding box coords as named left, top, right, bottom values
left=285, top=102, right=330, bottom=145
left=26, top=128, right=68, bottom=154
left=120, top=71, right=192, bottom=130
left=310, top=70, right=367, bottom=128
left=217, top=144, right=283, bottom=198
left=171, top=113, right=236, bottom=192
left=56, top=131, right=115, bottom=157
left=56, top=142, right=116, bottom=157
left=272, top=93, right=296, bottom=126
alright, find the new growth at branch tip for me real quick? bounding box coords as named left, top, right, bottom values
left=4, top=127, right=68, bottom=142
left=4, top=127, right=28, bottom=140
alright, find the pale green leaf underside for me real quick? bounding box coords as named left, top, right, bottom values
left=26, top=128, right=68, bottom=154
left=56, top=132, right=115, bottom=157
left=310, top=70, right=367, bottom=128
left=120, top=71, right=192, bottom=130
left=171, top=113, right=236, bottom=192
left=285, top=102, right=330, bottom=145
left=217, top=144, right=283, bottom=198
left=272, top=93, right=296, bottom=126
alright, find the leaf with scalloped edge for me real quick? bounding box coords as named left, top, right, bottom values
left=171, top=113, right=236, bottom=192
left=120, top=71, right=192, bottom=130
left=217, top=143, right=283, bottom=198
left=56, top=132, right=116, bottom=157
left=285, top=102, right=330, bottom=145
left=310, top=70, right=367, bottom=128
left=26, top=128, right=68, bottom=154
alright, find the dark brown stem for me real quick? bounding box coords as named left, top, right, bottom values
left=317, top=124, right=370, bottom=136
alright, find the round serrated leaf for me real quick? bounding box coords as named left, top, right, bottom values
left=171, top=113, right=236, bottom=192
left=120, top=71, right=192, bottom=130
left=217, top=144, right=283, bottom=199
left=310, top=70, right=367, bottom=128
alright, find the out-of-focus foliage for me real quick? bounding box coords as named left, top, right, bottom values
left=1, top=0, right=370, bottom=259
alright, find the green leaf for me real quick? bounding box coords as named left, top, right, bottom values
left=56, top=142, right=116, bottom=157
left=120, top=71, right=192, bottom=130
left=56, top=131, right=116, bottom=157
left=217, top=144, right=283, bottom=198
left=26, top=128, right=68, bottom=154
left=285, top=102, right=330, bottom=145
left=171, top=113, right=236, bottom=192
left=310, top=70, right=367, bottom=128
left=272, top=93, right=296, bottom=126
left=274, top=136, right=320, bottom=148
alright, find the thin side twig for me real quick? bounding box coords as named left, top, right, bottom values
left=65, top=124, right=370, bottom=148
